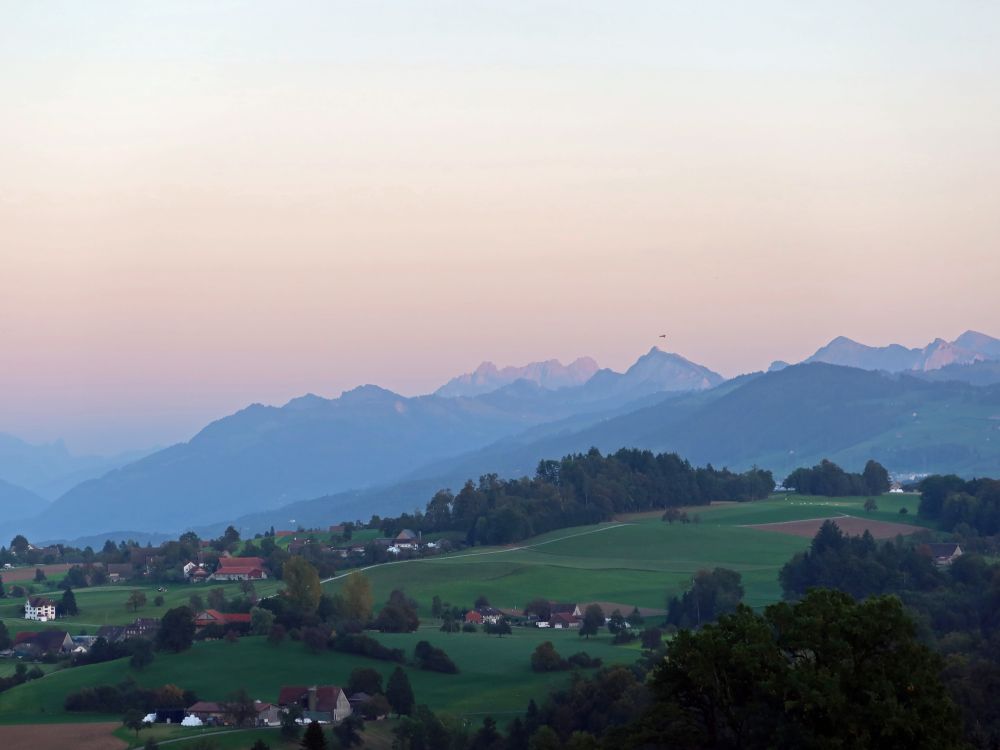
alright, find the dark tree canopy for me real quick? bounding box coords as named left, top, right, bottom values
left=785, top=458, right=890, bottom=497
left=156, top=606, right=195, bottom=653
left=667, top=568, right=744, bottom=628
left=375, top=448, right=773, bottom=548
left=638, top=590, right=963, bottom=749
left=386, top=666, right=415, bottom=716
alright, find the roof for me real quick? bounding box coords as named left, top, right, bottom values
left=277, top=686, right=345, bottom=713
left=14, top=630, right=70, bottom=652
left=395, top=529, right=418, bottom=540
left=195, top=610, right=251, bottom=625
left=926, top=543, right=961, bottom=558
left=217, top=556, right=265, bottom=569
left=465, top=610, right=483, bottom=623
left=187, top=701, right=225, bottom=714
left=549, top=603, right=578, bottom=614
left=96, top=625, right=125, bottom=641
left=27, top=596, right=55, bottom=608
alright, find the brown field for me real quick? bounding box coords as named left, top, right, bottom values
left=745, top=515, right=924, bottom=540
left=1, top=564, right=74, bottom=582
left=0, top=722, right=125, bottom=750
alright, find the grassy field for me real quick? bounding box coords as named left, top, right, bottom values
left=0, top=493, right=938, bottom=729
left=322, top=494, right=927, bottom=614
left=0, top=579, right=283, bottom=637
left=0, top=626, right=634, bottom=724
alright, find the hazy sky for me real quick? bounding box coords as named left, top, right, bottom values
left=2, top=1, right=999, bottom=454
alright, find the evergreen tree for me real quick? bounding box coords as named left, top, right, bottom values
left=61, top=588, right=78, bottom=616
left=386, top=666, right=415, bottom=716
left=299, top=720, right=328, bottom=750
left=579, top=604, right=604, bottom=639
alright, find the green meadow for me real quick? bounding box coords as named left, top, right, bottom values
left=0, top=493, right=935, bottom=728
left=0, top=579, right=283, bottom=637
left=323, top=494, right=923, bottom=613
left=0, top=627, right=634, bottom=724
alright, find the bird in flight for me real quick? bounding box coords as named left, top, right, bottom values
left=658, top=334, right=667, bottom=338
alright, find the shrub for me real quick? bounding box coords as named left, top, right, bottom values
left=567, top=652, right=602, bottom=669
left=530, top=641, right=572, bottom=672
left=330, top=633, right=405, bottom=663
left=413, top=640, right=459, bottom=674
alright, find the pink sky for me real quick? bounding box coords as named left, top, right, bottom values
left=1, top=3, right=998, bottom=453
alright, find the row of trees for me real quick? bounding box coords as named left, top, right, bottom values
left=374, top=448, right=773, bottom=547
left=784, top=458, right=890, bottom=496
left=918, top=474, right=1000, bottom=536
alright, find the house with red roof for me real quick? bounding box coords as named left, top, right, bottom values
left=210, top=556, right=268, bottom=581
left=194, top=610, right=253, bottom=629
left=13, top=630, right=73, bottom=656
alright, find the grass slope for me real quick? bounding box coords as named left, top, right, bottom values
left=0, top=628, right=631, bottom=724
left=323, top=495, right=923, bottom=614
left=0, top=494, right=935, bottom=727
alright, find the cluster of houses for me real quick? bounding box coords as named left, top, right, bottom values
left=463, top=602, right=586, bottom=629
left=152, top=684, right=371, bottom=728
left=325, top=529, right=439, bottom=559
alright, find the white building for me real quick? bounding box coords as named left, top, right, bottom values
left=24, top=596, right=56, bottom=622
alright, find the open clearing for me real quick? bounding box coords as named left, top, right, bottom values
left=0, top=722, right=125, bottom=750
left=745, top=515, right=925, bottom=540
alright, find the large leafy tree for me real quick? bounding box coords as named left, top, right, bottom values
left=156, top=606, right=196, bottom=653
left=341, top=572, right=374, bottom=622
left=638, top=589, right=963, bottom=749
left=579, top=604, right=604, bottom=639
left=282, top=557, right=322, bottom=615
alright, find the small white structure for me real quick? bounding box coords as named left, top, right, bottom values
left=181, top=715, right=203, bottom=727
left=24, top=596, right=56, bottom=622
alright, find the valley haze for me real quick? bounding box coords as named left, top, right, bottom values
left=2, top=331, right=997, bottom=545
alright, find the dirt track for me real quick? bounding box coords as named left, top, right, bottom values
left=746, top=515, right=923, bottom=540
left=0, top=722, right=126, bottom=750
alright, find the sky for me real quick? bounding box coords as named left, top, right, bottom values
left=1, top=1, right=999, bottom=454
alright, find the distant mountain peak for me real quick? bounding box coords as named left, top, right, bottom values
left=801, top=330, right=999, bottom=373
left=436, top=356, right=600, bottom=398
left=339, top=384, right=402, bottom=402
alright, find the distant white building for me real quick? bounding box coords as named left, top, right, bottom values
left=24, top=596, right=56, bottom=622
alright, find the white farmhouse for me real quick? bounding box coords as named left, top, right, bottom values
left=24, top=596, right=56, bottom=622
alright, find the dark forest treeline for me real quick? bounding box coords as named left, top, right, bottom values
left=918, top=474, right=1000, bottom=535
left=375, top=448, right=774, bottom=545
left=783, top=458, right=890, bottom=496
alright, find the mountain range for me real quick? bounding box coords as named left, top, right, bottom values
left=786, top=330, right=1000, bottom=374
left=2, top=332, right=998, bottom=544
left=5, top=347, right=721, bottom=541
left=435, top=357, right=600, bottom=397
